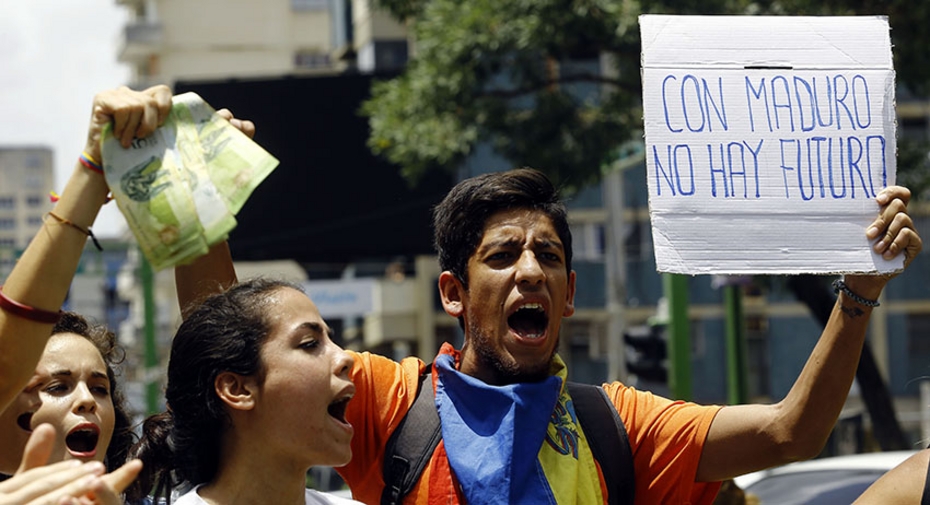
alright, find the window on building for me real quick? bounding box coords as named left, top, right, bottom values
left=26, top=196, right=42, bottom=207
left=24, top=175, right=43, bottom=189
left=291, top=0, right=328, bottom=11
left=25, top=155, right=43, bottom=168
left=0, top=197, right=13, bottom=209
left=746, top=315, right=771, bottom=400
left=0, top=219, right=14, bottom=230
left=0, top=257, right=14, bottom=271
left=0, top=238, right=14, bottom=249
left=572, top=221, right=606, bottom=261
left=624, top=220, right=649, bottom=261
left=294, top=51, right=331, bottom=70
left=27, top=216, right=43, bottom=227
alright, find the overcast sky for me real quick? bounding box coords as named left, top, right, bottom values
left=0, top=0, right=130, bottom=237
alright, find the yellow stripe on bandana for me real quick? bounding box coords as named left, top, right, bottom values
left=538, top=355, right=607, bottom=505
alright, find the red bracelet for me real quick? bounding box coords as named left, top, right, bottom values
left=0, top=286, right=63, bottom=324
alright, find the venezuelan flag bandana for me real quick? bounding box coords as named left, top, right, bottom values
left=434, top=344, right=605, bottom=504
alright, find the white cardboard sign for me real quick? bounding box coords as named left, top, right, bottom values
left=640, top=15, right=899, bottom=275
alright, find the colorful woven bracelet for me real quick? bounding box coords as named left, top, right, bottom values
left=832, top=279, right=880, bottom=308
left=0, top=286, right=64, bottom=324
left=78, top=152, right=104, bottom=174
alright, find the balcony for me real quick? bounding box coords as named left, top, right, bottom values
left=118, top=22, right=163, bottom=62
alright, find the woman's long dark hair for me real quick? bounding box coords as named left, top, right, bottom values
left=128, top=278, right=301, bottom=501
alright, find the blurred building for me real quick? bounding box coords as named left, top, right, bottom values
left=116, top=0, right=408, bottom=88
left=0, top=147, right=54, bottom=278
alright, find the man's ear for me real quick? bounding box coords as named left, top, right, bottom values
left=438, top=271, right=466, bottom=318
left=215, top=371, right=257, bottom=412
left=563, top=270, right=576, bottom=317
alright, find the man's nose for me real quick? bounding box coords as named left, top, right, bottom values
left=515, top=251, right=544, bottom=285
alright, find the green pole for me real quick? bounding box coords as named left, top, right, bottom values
left=140, top=251, right=159, bottom=415
left=664, top=273, right=692, bottom=400
left=724, top=285, right=748, bottom=405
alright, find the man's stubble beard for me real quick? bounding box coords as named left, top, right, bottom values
left=465, top=319, right=557, bottom=385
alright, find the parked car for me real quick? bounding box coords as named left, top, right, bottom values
left=733, top=451, right=918, bottom=504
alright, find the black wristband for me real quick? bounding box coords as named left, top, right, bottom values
left=832, top=279, right=880, bottom=307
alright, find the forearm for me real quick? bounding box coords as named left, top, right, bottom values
left=773, top=283, right=876, bottom=456
left=175, top=240, right=238, bottom=319
left=698, top=280, right=879, bottom=481
left=0, top=164, right=108, bottom=410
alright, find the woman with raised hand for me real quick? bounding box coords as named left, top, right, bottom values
left=0, top=85, right=172, bottom=502
left=0, top=85, right=171, bottom=413
left=131, top=279, right=362, bottom=505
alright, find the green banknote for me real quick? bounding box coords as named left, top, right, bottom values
left=101, top=92, right=279, bottom=270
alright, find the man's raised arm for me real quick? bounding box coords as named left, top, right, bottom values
left=695, top=185, right=923, bottom=482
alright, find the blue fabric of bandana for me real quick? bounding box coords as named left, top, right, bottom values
left=434, top=352, right=562, bottom=505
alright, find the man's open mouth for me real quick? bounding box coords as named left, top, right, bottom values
left=65, top=425, right=100, bottom=455
left=508, top=303, right=548, bottom=339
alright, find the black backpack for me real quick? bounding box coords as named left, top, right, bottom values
left=380, top=366, right=635, bottom=505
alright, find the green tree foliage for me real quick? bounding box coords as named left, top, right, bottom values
left=364, top=0, right=930, bottom=196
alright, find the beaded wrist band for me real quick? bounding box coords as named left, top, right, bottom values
left=832, top=279, right=880, bottom=308
left=0, top=286, right=63, bottom=324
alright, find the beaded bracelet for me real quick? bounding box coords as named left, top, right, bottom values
left=832, top=279, right=880, bottom=307
left=0, top=286, right=63, bottom=324
left=45, top=211, right=103, bottom=251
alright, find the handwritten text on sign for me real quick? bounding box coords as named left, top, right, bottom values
left=640, top=15, right=899, bottom=275
left=649, top=71, right=888, bottom=201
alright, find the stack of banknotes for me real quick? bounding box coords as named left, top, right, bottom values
left=101, top=92, right=279, bottom=270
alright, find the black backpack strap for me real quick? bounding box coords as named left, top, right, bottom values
left=568, top=381, right=635, bottom=505
left=380, top=366, right=442, bottom=505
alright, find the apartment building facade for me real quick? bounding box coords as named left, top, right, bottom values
left=117, top=0, right=408, bottom=87
left=0, top=147, right=54, bottom=277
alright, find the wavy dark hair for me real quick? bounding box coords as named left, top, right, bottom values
left=50, top=312, right=133, bottom=473
left=432, top=167, right=573, bottom=289
left=128, top=278, right=301, bottom=502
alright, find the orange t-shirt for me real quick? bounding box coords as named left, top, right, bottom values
left=337, top=351, right=723, bottom=505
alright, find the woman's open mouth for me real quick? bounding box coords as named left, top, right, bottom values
left=65, top=424, right=100, bottom=457
left=328, top=397, right=351, bottom=425
left=16, top=412, right=33, bottom=432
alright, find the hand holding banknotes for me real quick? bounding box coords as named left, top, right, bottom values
left=216, top=108, right=256, bottom=139
left=83, top=85, right=173, bottom=168
left=100, top=91, right=279, bottom=270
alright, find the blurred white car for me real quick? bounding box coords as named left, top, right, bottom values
left=733, top=451, right=918, bottom=504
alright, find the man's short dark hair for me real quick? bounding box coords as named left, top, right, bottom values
left=432, top=167, right=572, bottom=287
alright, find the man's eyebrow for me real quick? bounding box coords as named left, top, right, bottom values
left=48, top=370, right=72, bottom=378
left=91, top=371, right=109, bottom=381
left=534, top=237, right=563, bottom=249
left=477, top=238, right=521, bottom=252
